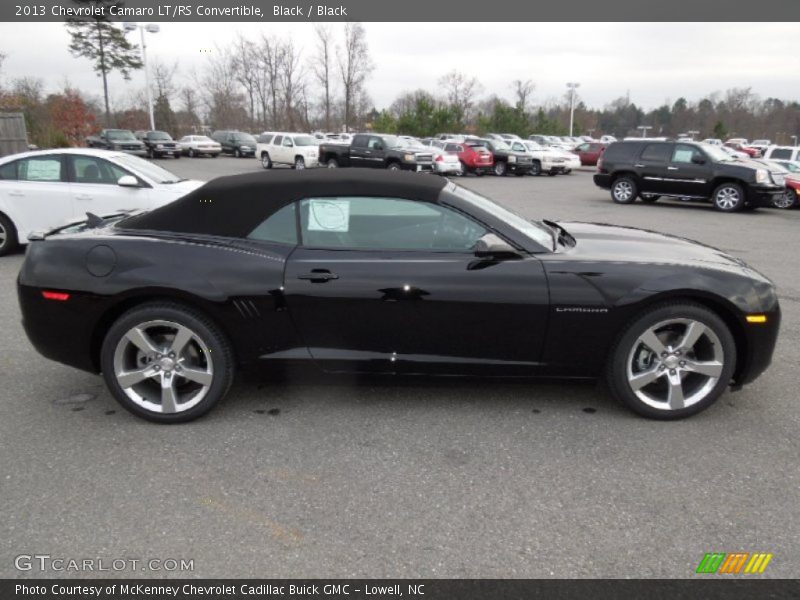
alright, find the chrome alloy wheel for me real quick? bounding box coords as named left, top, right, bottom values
left=112, top=320, right=214, bottom=415
left=626, top=318, right=724, bottom=411
left=715, top=186, right=740, bottom=210
left=0, top=222, right=6, bottom=247
left=613, top=180, right=634, bottom=202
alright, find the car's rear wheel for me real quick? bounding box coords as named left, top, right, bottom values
left=261, top=152, right=272, bottom=169
left=611, top=176, right=638, bottom=204
left=294, top=156, right=305, bottom=170
left=234, top=148, right=241, bottom=158
left=387, top=162, right=401, bottom=171
left=0, top=213, right=19, bottom=257
left=327, top=158, right=339, bottom=168
left=773, top=188, right=797, bottom=209
left=188, top=148, right=195, bottom=158
left=494, top=161, right=507, bottom=176
left=640, top=194, right=661, bottom=203
left=101, top=303, right=234, bottom=423
left=530, top=160, right=542, bottom=176
left=607, top=302, right=736, bottom=419
left=712, top=182, right=745, bottom=212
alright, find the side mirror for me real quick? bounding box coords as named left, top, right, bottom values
left=691, top=155, right=706, bottom=165
left=117, top=175, right=139, bottom=188
left=474, top=233, right=520, bottom=258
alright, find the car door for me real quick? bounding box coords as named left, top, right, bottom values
left=283, top=196, right=550, bottom=375
left=660, top=144, right=713, bottom=197
left=0, top=154, right=73, bottom=240
left=66, top=154, right=152, bottom=216
left=348, top=134, right=370, bottom=167
left=280, top=136, right=295, bottom=165
left=634, top=143, right=674, bottom=194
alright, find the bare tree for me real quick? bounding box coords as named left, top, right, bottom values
left=201, top=45, right=248, bottom=130
left=256, top=35, right=284, bottom=128
left=511, top=79, right=535, bottom=112
left=313, top=25, right=335, bottom=131
left=231, top=34, right=259, bottom=128
left=150, top=59, right=178, bottom=101
left=338, top=23, right=373, bottom=132
left=438, top=70, right=482, bottom=124
left=280, top=40, right=304, bottom=131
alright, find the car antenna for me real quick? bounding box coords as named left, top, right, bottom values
left=85, top=212, right=104, bottom=228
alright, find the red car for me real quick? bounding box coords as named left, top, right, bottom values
left=443, top=140, right=493, bottom=176
left=775, top=175, right=800, bottom=209
left=573, top=141, right=607, bottom=166
left=724, top=142, right=761, bottom=158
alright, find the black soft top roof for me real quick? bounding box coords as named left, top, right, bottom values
left=122, top=169, right=449, bottom=238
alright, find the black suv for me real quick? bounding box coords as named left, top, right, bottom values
left=134, top=130, right=181, bottom=159
left=468, top=138, right=533, bottom=176
left=594, top=140, right=786, bottom=212
left=211, top=130, right=257, bottom=158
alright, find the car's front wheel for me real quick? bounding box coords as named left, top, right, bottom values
left=261, top=153, right=272, bottom=169
left=188, top=148, right=195, bottom=158
left=611, top=176, right=638, bottom=204
left=712, top=182, right=745, bottom=212
left=0, top=213, right=19, bottom=257
left=494, top=161, right=507, bottom=176
left=234, top=148, right=241, bottom=158
left=295, top=156, right=305, bottom=170
left=607, top=302, right=736, bottom=419
left=100, top=303, right=234, bottom=423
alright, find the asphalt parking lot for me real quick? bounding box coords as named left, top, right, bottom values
left=2, top=157, right=799, bottom=579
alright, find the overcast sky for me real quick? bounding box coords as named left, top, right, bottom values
left=1, top=22, right=799, bottom=111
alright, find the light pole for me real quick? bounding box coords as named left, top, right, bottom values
left=791, top=135, right=798, bottom=147
left=638, top=125, right=652, bottom=138
left=124, top=22, right=160, bottom=131
left=566, top=82, right=580, bottom=137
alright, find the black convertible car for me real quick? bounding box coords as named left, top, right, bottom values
left=18, top=170, right=780, bottom=423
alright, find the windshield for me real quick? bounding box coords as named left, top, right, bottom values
left=395, top=138, right=424, bottom=148
left=293, top=135, right=318, bottom=146
left=232, top=134, right=256, bottom=144
left=492, top=141, right=511, bottom=150
left=107, top=130, right=136, bottom=141
left=380, top=135, right=400, bottom=148
left=777, top=161, right=800, bottom=173
left=148, top=131, right=172, bottom=140
left=524, top=141, right=543, bottom=151
left=699, top=143, right=734, bottom=162
left=450, top=184, right=554, bottom=250
left=113, top=154, right=185, bottom=184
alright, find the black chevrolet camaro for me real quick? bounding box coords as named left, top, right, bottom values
left=17, top=170, right=780, bottom=422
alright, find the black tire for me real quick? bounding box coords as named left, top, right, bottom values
left=294, top=156, right=305, bottom=170
left=494, top=161, right=507, bottom=176
left=188, top=148, right=195, bottom=158
left=606, top=302, right=736, bottom=420
left=100, top=302, right=234, bottom=424
left=712, top=182, right=746, bottom=212
left=547, top=171, right=558, bottom=177
left=475, top=169, right=485, bottom=177
left=773, top=188, right=797, bottom=209
left=327, top=158, right=339, bottom=169
left=0, top=212, right=19, bottom=257
left=611, top=175, right=638, bottom=204
left=146, top=148, right=154, bottom=159
left=234, top=148, right=241, bottom=158
left=386, top=161, right=401, bottom=171
left=261, top=153, right=272, bottom=169
left=640, top=194, right=661, bottom=203
left=211, top=153, right=218, bottom=158
left=530, top=160, right=542, bottom=176
left=173, top=154, right=180, bottom=160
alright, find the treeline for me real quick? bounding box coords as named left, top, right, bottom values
left=2, top=25, right=800, bottom=147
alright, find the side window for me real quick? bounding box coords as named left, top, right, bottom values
left=0, top=160, right=18, bottom=180
left=247, top=203, right=298, bottom=245
left=368, top=137, right=383, bottom=150
left=273, top=135, right=283, bottom=145
left=672, top=144, right=704, bottom=164
left=445, top=143, right=459, bottom=152
left=640, top=143, right=672, bottom=162
left=769, top=148, right=792, bottom=160
left=282, top=137, right=293, bottom=147
left=577, top=143, right=589, bottom=152
left=351, top=135, right=368, bottom=148
left=17, top=156, right=63, bottom=182
left=71, top=156, right=130, bottom=184
left=298, top=197, right=487, bottom=252
left=512, top=142, right=525, bottom=152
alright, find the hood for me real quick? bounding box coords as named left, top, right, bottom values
left=151, top=179, right=204, bottom=201
left=560, top=221, right=750, bottom=271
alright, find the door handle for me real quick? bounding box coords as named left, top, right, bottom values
left=297, top=269, right=339, bottom=283
left=634, top=164, right=645, bottom=168
left=8, top=190, right=24, bottom=197
left=667, top=166, right=679, bottom=171
left=75, top=194, right=93, bottom=201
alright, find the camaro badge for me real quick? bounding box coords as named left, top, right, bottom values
left=555, top=307, right=610, bottom=313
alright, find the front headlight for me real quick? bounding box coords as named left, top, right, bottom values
left=404, top=153, right=416, bottom=162
left=508, top=155, right=517, bottom=163
left=755, top=169, right=768, bottom=183
left=156, top=144, right=164, bottom=149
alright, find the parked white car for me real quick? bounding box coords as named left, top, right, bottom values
left=599, top=135, right=618, bottom=144
left=763, top=145, right=800, bottom=163
left=509, top=140, right=569, bottom=176
left=702, top=138, right=723, bottom=146
left=259, top=133, right=321, bottom=170
left=546, top=145, right=581, bottom=173
left=423, top=140, right=462, bottom=175
left=177, top=135, right=222, bottom=157
left=0, top=148, right=202, bottom=256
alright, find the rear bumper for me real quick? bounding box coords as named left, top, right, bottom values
left=593, top=173, right=612, bottom=188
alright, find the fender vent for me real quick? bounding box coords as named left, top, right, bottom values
left=233, top=299, right=261, bottom=318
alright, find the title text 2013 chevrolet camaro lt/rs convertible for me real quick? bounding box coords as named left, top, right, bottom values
left=17, top=170, right=780, bottom=423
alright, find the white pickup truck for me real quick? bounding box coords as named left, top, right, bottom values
left=257, top=132, right=321, bottom=170
left=509, top=140, right=570, bottom=176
